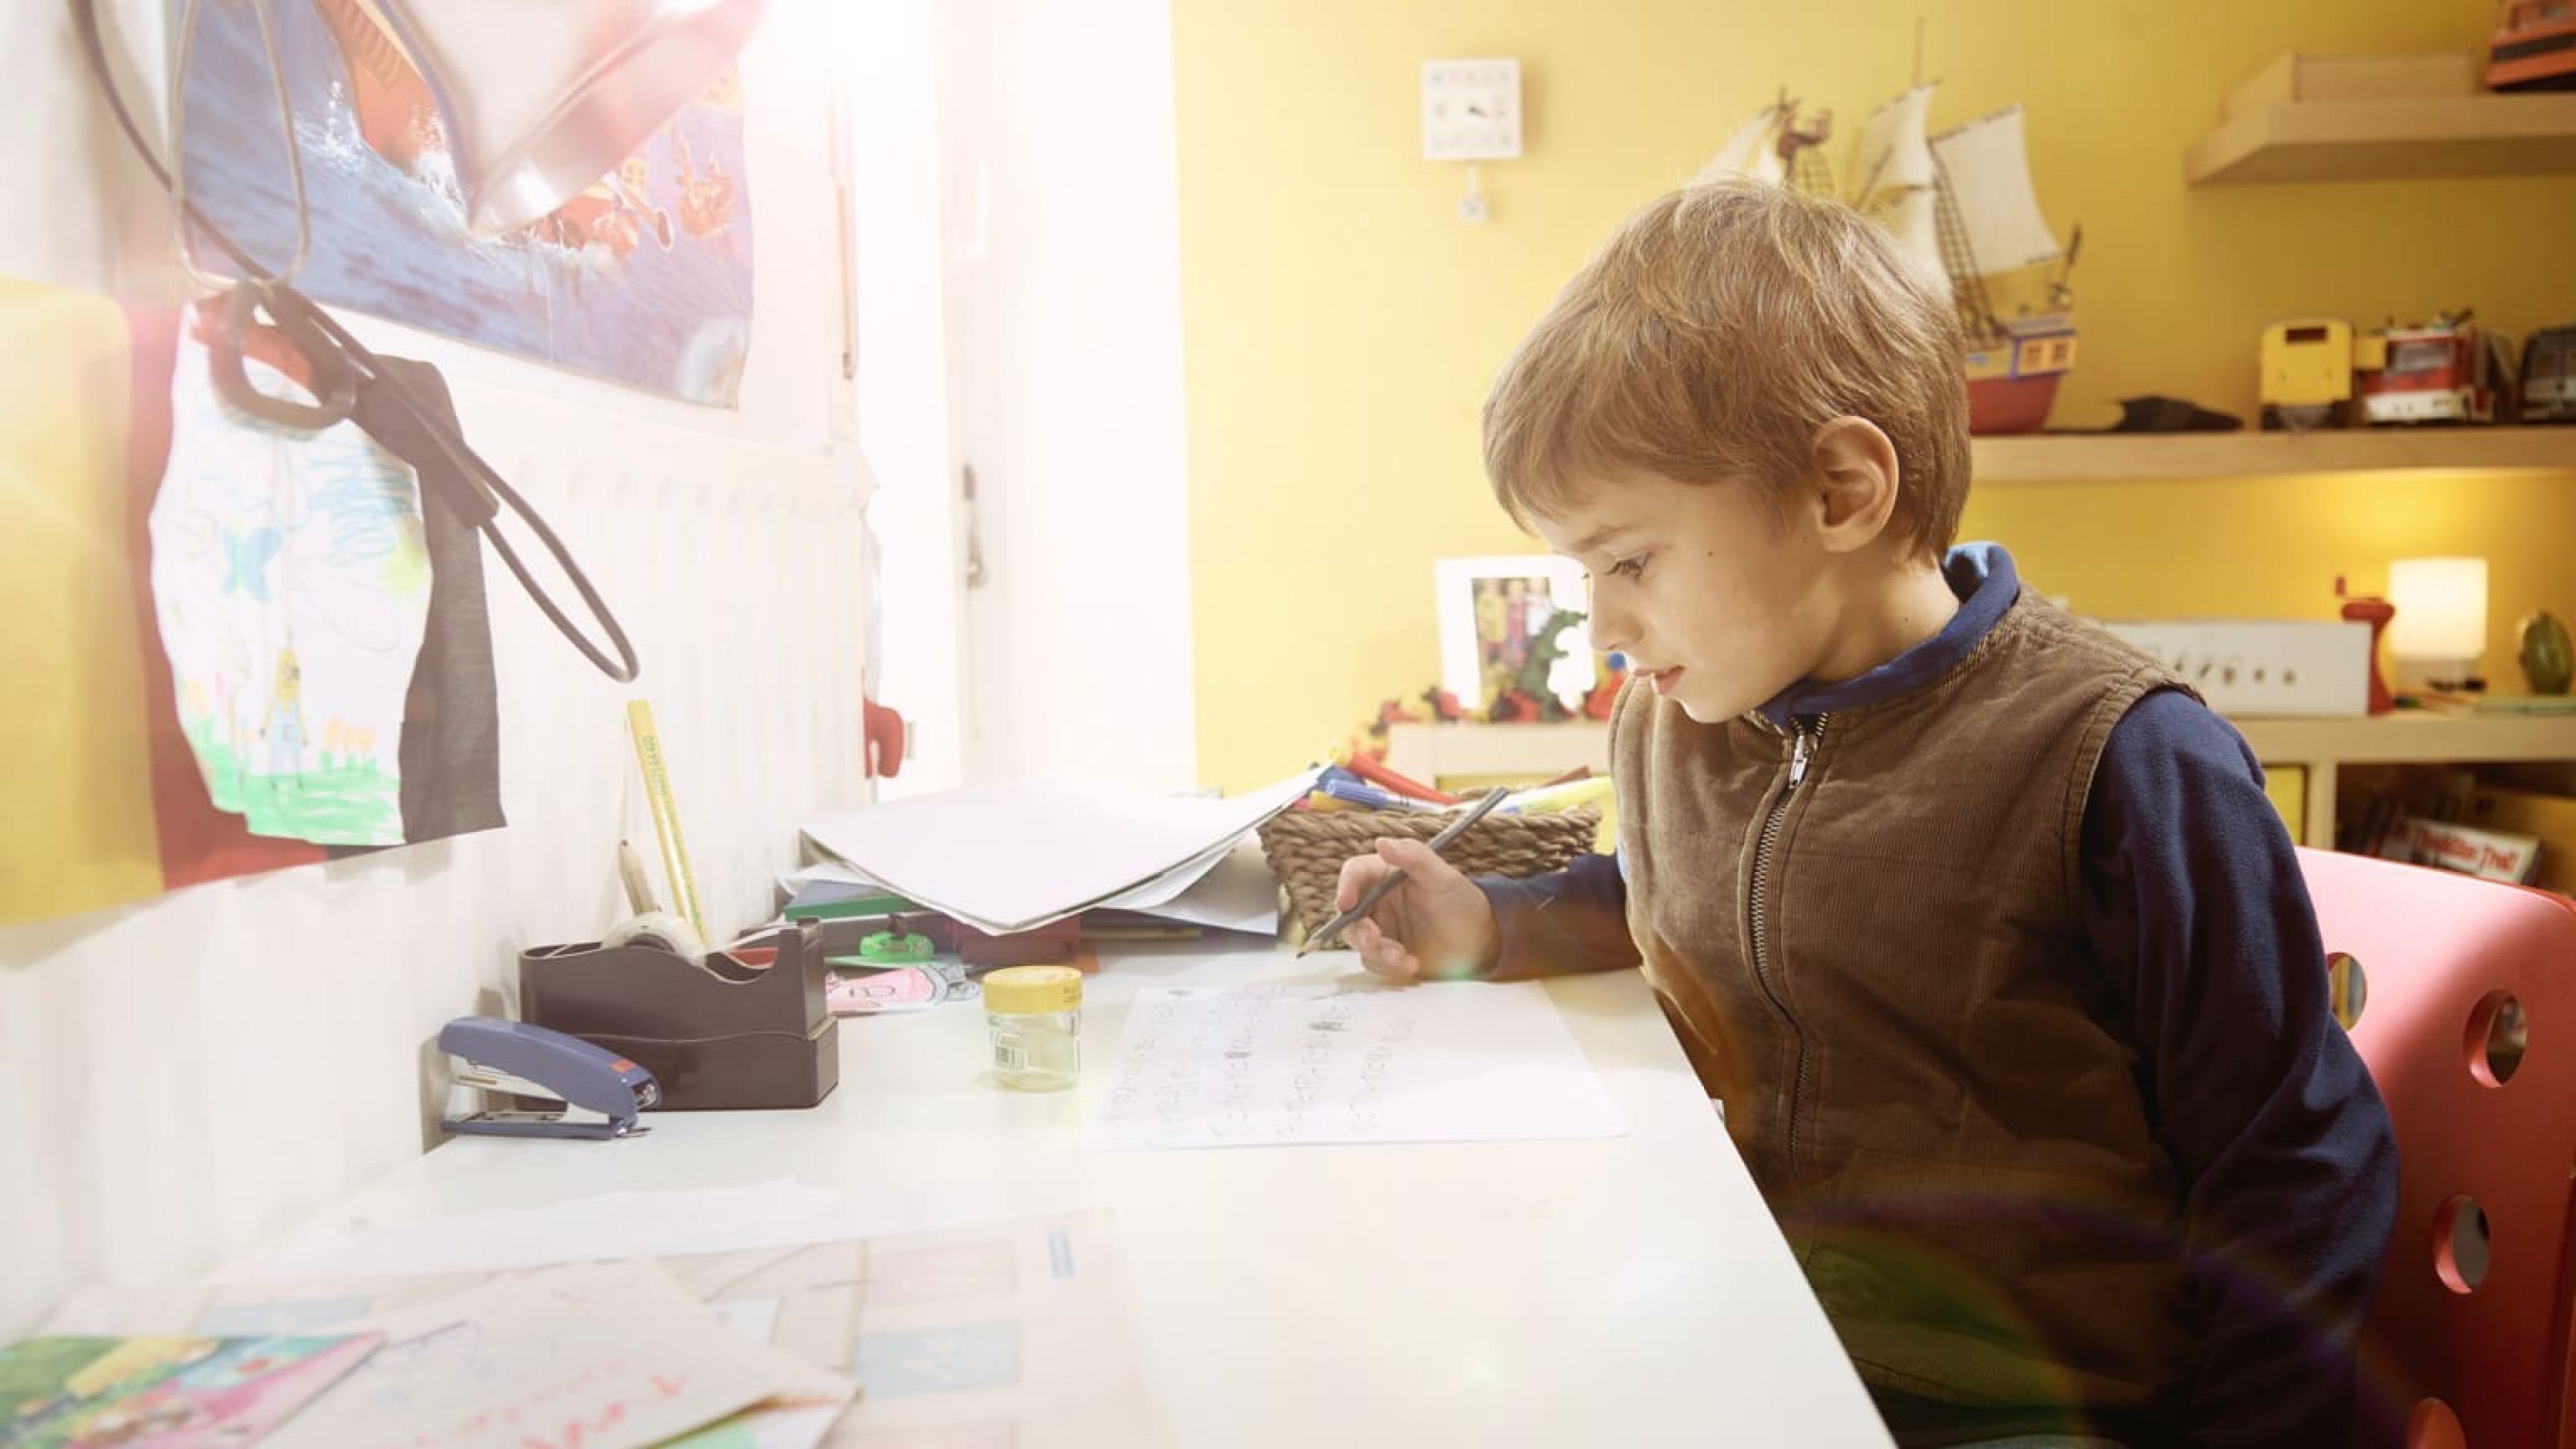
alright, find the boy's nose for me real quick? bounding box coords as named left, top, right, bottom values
left=1588, top=602, right=1636, bottom=656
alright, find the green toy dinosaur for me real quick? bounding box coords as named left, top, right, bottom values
left=1515, top=609, right=1588, bottom=719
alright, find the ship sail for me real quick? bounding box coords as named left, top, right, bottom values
left=1882, top=186, right=1951, bottom=301
left=1851, top=84, right=1947, bottom=298
left=1852, top=84, right=1938, bottom=201
left=1695, top=104, right=1788, bottom=186
left=1927, top=104, right=2063, bottom=275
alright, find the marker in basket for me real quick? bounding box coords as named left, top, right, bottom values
left=1296, top=786, right=1514, bottom=958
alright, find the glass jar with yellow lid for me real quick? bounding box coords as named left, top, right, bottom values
left=981, top=964, right=1083, bottom=1091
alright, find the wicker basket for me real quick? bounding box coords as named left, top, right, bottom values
left=1257, top=798, right=1603, bottom=936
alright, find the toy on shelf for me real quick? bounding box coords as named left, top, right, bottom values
left=1506, top=609, right=1589, bottom=721
left=2259, top=313, right=2543, bottom=429
left=2337, top=574, right=2399, bottom=716
left=2520, top=326, right=2576, bottom=423
left=2356, top=313, right=2516, bottom=425
left=2259, top=318, right=2361, bottom=431
left=2520, top=610, right=2573, bottom=694
left=1704, top=69, right=2081, bottom=435
left=2488, top=1, right=2576, bottom=91
left=1583, top=653, right=1628, bottom=720
left=1420, top=686, right=1466, bottom=722
left=1366, top=698, right=1424, bottom=741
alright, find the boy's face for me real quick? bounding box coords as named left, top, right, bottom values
left=1532, top=470, right=1832, bottom=725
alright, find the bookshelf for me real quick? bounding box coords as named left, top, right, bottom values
left=2184, top=93, right=2576, bottom=185
left=1971, top=427, right=2576, bottom=484
left=1384, top=712, right=2576, bottom=849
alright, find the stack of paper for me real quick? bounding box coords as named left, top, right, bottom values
left=21, top=1260, right=852, bottom=1449
left=51, top=1200, right=1169, bottom=1449
left=798, top=769, right=1319, bottom=936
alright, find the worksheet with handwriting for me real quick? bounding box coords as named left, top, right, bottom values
left=1085, top=981, right=1625, bottom=1150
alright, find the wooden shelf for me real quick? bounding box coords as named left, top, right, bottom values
left=2186, top=93, right=2576, bottom=184
left=1391, top=714, right=2576, bottom=781
left=1385, top=712, right=2576, bottom=848
left=1971, top=427, right=2576, bottom=483
left=2230, top=710, right=2576, bottom=765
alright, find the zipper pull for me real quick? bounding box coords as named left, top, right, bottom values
left=1786, top=716, right=1823, bottom=790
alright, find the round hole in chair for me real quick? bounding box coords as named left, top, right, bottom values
left=2406, top=1396, right=2465, bottom=1449
left=2432, top=1194, right=2491, bottom=1294
left=2326, top=952, right=2367, bottom=1030
left=2465, top=990, right=2528, bottom=1087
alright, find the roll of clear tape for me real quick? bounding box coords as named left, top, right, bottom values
left=604, top=909, right=708, bottom=965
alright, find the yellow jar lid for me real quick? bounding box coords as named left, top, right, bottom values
left=981, top=964, right=1083, bottom=1014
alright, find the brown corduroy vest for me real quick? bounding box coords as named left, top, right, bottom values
left=1612, top=592, right=2199, bottom=1417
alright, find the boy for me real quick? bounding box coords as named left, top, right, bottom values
left=1332, top=182, right=2396, bottom=1448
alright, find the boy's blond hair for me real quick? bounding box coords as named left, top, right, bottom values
left=1484, top=182, right=1970, bottom=559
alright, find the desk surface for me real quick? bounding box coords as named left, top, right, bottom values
left=242, top=944, right=1892, bottom=1447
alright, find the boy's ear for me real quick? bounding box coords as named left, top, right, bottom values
left=1805, top=416, right=1901, bottom=555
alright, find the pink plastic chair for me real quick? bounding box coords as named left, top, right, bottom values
left=2301, top=846, right=2576, bottom=1448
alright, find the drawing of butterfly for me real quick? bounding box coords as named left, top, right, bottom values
left=223, top=527, right=285, bottom=601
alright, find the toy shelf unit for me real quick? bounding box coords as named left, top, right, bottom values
left=1384, top=714, right=2576, bottom=853
left=2234, top=712, right=2576, bottom=849
left=2183, top=48, right=2576, bottom=185
left=2186, top=90, right=2576, bottom=186
left=1971, top=428, right=2576, bottom=484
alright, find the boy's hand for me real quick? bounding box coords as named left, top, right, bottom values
left=1330, top=837, right=1500, bottom=982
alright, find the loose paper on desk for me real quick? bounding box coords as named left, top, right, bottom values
left=61, top=1212, right=1169, bottom=1449
left=0, top=1330, right=381, bottom=1448
left=799, top=769, right=1320, bottom=935
left=218, top=1179, right=885, bottom=1283
left=784, top=833, right=1283, bottom=937
left=1087, top=980, right=1627, bottom=1150
left=259, top=1263, right=818, bottom=1449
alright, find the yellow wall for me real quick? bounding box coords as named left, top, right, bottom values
left=1174, top=0, right=2576, bottom=791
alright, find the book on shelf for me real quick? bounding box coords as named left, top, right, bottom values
left=2390, top=814, right=2544, bottom=887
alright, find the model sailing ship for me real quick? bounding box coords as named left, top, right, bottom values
left=1699, top=80, right=2082, bottom=435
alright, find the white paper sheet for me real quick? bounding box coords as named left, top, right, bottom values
left=219, top=1180, right=885, bottom=1284
left=65, top=1213, right=1167, bottom=1449
left=799, top=769, right=1319, bottom=934
left=1130, top=838, right=1281, bottom=936
left=1085, top=980, right=1627, bottom=1150
left=261, top=1264, right=809, bottom=1449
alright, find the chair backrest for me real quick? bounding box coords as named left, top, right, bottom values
left=2300, top=846, right=2576, bottom=1449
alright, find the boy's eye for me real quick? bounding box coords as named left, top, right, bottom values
left=1607, top=554, right=1648, bottom=580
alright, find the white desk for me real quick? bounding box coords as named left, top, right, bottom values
left=231, top=943, right=1892, bottom=1447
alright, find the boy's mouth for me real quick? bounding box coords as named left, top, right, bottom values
left=1644, top=666, right=1684, bottom=696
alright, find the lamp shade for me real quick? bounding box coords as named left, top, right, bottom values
left=374, top=0, right=765, bottom=236
left=2386, top=557, right=2489, bottom=663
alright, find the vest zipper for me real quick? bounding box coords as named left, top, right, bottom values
left=1749, top=713, right=1824, bottom=1170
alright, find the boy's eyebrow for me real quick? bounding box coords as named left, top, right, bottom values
left=1563, top=524, right=1643, bottom=557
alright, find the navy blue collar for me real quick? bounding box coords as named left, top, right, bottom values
left=1752, top=542, right=2023, bottom=729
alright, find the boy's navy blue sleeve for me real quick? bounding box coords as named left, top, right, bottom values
left=1472, top=851, right=1640, bottom=980
left=2081, top=689, right=2398, bottom=1448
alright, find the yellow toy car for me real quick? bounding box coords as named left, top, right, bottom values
left=2259, top=318, right=2383, bottom=430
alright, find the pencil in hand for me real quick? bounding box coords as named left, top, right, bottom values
left=1295, top=786, right=1513, bottom=957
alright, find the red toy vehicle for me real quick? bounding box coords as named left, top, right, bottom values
left=2489, top=0, right=2576, bottom=91
left=2356, top=314, right=2516, bottom=425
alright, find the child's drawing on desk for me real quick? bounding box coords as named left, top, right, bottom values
left=0, top=1330, right=380, bottom=1448
left=1327, top=182, right=2397, bottom=1449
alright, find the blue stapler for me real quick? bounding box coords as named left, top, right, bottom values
left=438, top=1016, right=659, bottom=1140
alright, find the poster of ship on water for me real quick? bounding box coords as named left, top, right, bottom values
left=170, top=0, right=755, bottom=407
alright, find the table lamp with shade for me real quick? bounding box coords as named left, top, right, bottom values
left=2386, top=556, right=2489, bottom=694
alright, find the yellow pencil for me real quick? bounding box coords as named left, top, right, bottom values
left=626, top=700, right=706, bottom=943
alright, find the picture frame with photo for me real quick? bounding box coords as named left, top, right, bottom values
left=1434, top=556, right=1597, bottom=716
